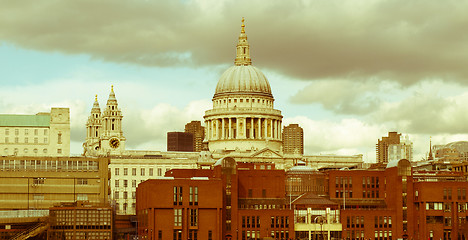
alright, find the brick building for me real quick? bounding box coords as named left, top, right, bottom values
left=327, top=159, right=468, bottom=240
left=136, top=158, right=294, bottom=240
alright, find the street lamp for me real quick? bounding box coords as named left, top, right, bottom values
left=314, top=216, right=325, bottom=240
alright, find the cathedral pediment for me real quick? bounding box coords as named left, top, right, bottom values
left=250, top=148, right=283, bottom=159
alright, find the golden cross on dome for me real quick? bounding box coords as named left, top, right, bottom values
left=241, top=17, right=245, bottom=33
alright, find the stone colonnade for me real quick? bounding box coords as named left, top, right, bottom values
left=206, top=117, right=282, bottom=141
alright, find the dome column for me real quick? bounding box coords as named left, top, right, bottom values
left=222, top=118, right=226, bottom=139
left=258, top=118, right=262, bottom=139
left=272, top=119, right=276, bottom=139
left=228, top=118, right=232, bottom=139
left=236, top=118, right=240, bottom=139
left=250, top=118, right=254, bottom=139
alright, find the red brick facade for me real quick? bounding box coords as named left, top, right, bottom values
left=137, top=158, right=294, bottom=240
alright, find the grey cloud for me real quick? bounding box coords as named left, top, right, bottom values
left=1, top=0, right=468, bottom=85
left=289, top=79, right=393, bottom=115
left=371, top=92, right=468, bottom=135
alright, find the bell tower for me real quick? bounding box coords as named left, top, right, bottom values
left=83, top=86, right=126, bottom=156
left=83, top=95, right=102, bottom=155
left=100, top=85, right=126, bottom=155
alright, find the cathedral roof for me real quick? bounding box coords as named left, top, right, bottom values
left=214, top=18, right=273, bottom=98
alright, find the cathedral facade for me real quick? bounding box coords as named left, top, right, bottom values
left=83, top=86, right=126, bottom=156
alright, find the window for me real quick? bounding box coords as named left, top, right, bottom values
left=114, top=191, right=119, bottom=199
left=141, top=168, right=145, bottom=176
left=132, top=180, right=137, bottom=188
left=44, top=129, right=48, bottom=135
left=262, top=189, right=266, bottom=198
left=123, top=191, right=128, bottom=199
left=208, top=230, right=212, bottom=240
left=15, top=137, right=18, bottom=143
left=248, top=189, right=253, bottom=198
left=189, top=186, right=199, bottom=205
left=173, top=230, right=182, bottom=240
left=115, top=168, right=120, bottom=175
left=149, top=168, right=154, bottom=176
left=5, top=129, right=9, bottom=135
left=57, top=149, right=62, bottom=154
left=34, top=138, right=38, bottom=143
left=132, top=191, right=136, bottom=199
left=158, top=231, right=162, bottom=240
left=115, top=180, right=119, bottom=188
left=25, top=129, right=29, bottom=135
left=24, top=137, right=28, bottom=143
left=174, top=209, right=182, bottom=226
left=124, top=180, right=128, bottom=188
left=33, top=178, right=45, bottom=185
left=132, top=168, right=136, bottom=176
left=124, top=168, right=128, bottom=175
left=34, top=129, right=38, bottom=135
left=33, top=194, right=44, bottom=200
left=4, top=137, right=8, bottom=143
left=158, top=168, right=162, bottom=176
left=57, top=133, right=62, bottom=144
left=190, top=209, right=198, bottom=226
left=15, top=129, right=19, bottom=135
left=174, top=186, right=182, bottom=205
left=77, top=194, right=88, bottom=201
left=77, top=179, right=88, bottom=185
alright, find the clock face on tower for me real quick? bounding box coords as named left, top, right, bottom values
left=109, top=138, right=120, bottom=149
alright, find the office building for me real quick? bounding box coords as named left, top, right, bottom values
left=0, top=156, right=109, bottom=211
left=376, top=132, right=401, bottom=163
left=185, top=121, right=205, bottom=152
left=0, top=108, right=70, bottom=157
left=283, top=124, right=304, bottom=155
left=48, top=201, right=113, bottom=240
left=167, top=132, right=194, bottom=152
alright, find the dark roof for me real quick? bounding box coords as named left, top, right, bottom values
left=293, top=192, right=338, bottom=206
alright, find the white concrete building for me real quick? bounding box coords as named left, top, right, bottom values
left=0, top=108, right=70, bottom=157
left=109, top=151, right=200, bottom=215
left=388, top=135, right=413, bottom=162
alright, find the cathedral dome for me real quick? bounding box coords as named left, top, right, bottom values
left=214, top=18, right=273, bottom=98
left=214, top=65, right=272, bottom=97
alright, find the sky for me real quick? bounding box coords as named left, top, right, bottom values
left=1, top=0, right=468, bottom=162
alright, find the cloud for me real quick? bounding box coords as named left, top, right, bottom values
left=290, top=79, right=399, bottom=115
left=283, top=116, right=385, bottom=155
left=121, top=100, right=211, bottom=151
left=1, top=0, right=468, bottom=85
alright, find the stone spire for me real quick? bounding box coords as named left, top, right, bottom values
left=106, top=85, right=118, bottom=107
left=428, top=137, right=434, bottom=161
left=91, top=94, right=100, bottom=110
left=234, top=17, right=252, bottom=66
